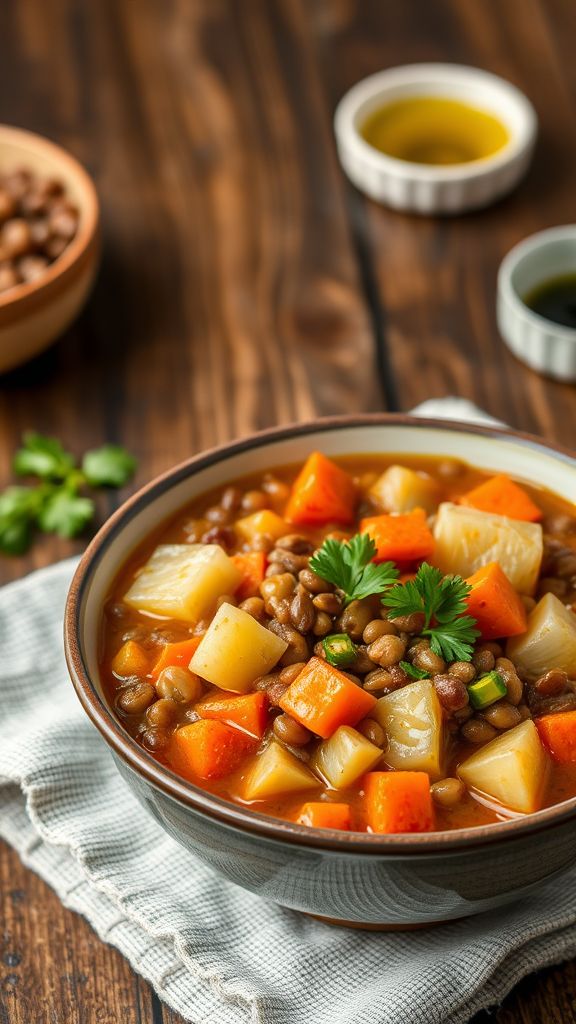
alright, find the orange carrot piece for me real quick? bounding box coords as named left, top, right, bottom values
left=111, top=640, right=150, bottom=678
left=297, top=802, right=351, bottom=830
left=360, top=509, right=434, bottom=563
left=459, top=474, right=542, bottom=522
left=285, top=452, right=357, bottom=526
left=279, top=657, right=377, bottom=738
left=195, top=691, right=269, bottom=739
left=168, top=720, right=255, bottom=780
left=465, top=562, right=527, bottom=640
left=364, top=771, right=434, bottom=833
left=536, top=711, right=576, bottom=763
left=152, top=637, right=202, bottom=677
left=232, top=551, right=267, bottom=601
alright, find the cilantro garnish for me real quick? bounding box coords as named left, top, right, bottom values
left=0, top=433, right=137, bottom=554
left=384, top=563, right=480, bottom=662
left=308, top=533, right=399, bottom=606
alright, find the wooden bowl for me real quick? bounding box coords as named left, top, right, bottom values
left=0, top=124, right=100, bottom=372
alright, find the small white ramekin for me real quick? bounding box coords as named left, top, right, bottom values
left=497, top=225, right=576, bottom=382
left=334, top=63, right=537, bottom=215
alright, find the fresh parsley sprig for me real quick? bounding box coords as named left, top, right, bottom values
left=308, top=533, right=399, bottom=606
left=384, top=563, right=480, bottom=662
left=0, top=432, right=137, bottom=555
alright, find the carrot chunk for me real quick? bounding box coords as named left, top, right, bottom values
left=279, top=657, right=377, bottom=738
left=465, top=562, right=527, bottom=640
left=285, top=452, right=357, bottom=526
left=297, top=802, right=351, bottom=830
left=195, top=691, right=269, bottom=739
left=232, top=551, right=267, bottom=601
left=360, top=509, right=434, bottom=563
left=364, top=771, right=434, bottom=833
left=168, top=720, right=255, bottom=780
left=459, top=474, right=542, bottom=522
left=536, top=711, right=576, bottom=763
left=152, top=637, right=202, bottom=677
left=111, top=640, right=150, bottom=678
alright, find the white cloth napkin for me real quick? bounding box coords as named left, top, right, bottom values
left=2, top=399, right=576, bottom=1024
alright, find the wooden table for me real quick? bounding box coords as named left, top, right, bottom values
left=2, top=0, right=576, bottom=1020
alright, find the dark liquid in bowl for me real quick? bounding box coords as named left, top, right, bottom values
left=524, top=274, right=576, bottom=329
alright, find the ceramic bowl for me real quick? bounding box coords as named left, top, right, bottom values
left=498, top=225, right=576, bottom=381
left=0, top=124, right=100, bottom=373
left=65, top=416, right=576, bottom=929
left=334, top=63, right=537, bottom=214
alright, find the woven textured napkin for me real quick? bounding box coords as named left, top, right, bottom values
left=3, top=398, right=576, bottom=1024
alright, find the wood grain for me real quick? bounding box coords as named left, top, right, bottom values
left=1, top=0, right=576, bottom=1022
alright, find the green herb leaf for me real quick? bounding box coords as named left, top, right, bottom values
left=0, top=486, right=39, bottom=554
left=13, top=432, right=75, bottom=480
left=309, top=533, right=399, bottom=606
left=82, top=445, right=137, bottom=488
left=399, top=660, right=430, bottom=680
left=37, top=490, right=95, bottom=538
left=384, top=563, right=480, bottom=662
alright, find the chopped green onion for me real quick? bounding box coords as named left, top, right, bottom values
left=322, top=633, right=357, bottom=668
left=467, top=670, right=507, bottom=710
left=400, top=660, right=430, bottom=680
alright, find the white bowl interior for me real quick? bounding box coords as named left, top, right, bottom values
left=509, top=235, right=576, bottom=300
left=80, top=422, right=576, bottom=699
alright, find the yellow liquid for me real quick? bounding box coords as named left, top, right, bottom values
left=361, top=96, right=510, bottom=166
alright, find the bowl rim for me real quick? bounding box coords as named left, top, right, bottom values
left=64, top=413, right=576, bottom=855
left=498, top=223, right=576, bottom=341
left=333, top=62, right=537, bottom=183
left=0, top=123, right=100, bottom=309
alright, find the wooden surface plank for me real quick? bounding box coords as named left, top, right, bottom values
left=2, top=1, right=576, bottom=1022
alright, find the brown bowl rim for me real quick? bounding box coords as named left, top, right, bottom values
left=64, top=413, right=576, bottom=855
left=0, top=123, right=99, bottom=311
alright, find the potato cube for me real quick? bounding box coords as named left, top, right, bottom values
left=458, top=720, right=549, bottom=814
left=373, top=680, right=445, bottom=780
left=244, top=740, right=318, bottom=800
left=190, top=602, right=287, bottom=692
left=507, top=592, right=576, bottom=678
left=235, top=510, right=289, bottom=542
left=123, top=544, right=241, bottom=622
left=433, top=502, right=543, bottom=595
left=313, top=726, right=382, bottom=789
left=370, top=465, right=439, bottom=515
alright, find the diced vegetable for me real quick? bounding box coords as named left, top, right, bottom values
left=370, top=464, right=440, bottom=515
left=364, top=771, right=434, bottom=833
left=297, top=802, right=351, bottom=830
left=111, top=640, right=150, bottom=678
left=194, top=691, right=269, bottom=739
left=373, top=680, right=444, bottom=780
left=123, top=544, right=241, bottom=621
left=537, top=711, right=576, bottom=763
left=458, top=720, right=549, bottom=814
left=322, top=633, right=357, bottom=668
left=285, top=451, right=357, bottom=526
left=243, top=740, right=317, bottom=800
left=433, top=503, right=543, bottom=595
left=279, top=657, right=377, bottom=738
left=313, top=725, right=382, bottom=789
left=232, top=551, right=267, bottom=601
left=507, top=592, right=576, bottom=677
left=360, top=509, right=434, bottom=563
left=465, top=562, right=527, bottom=640
left=190, top=602, right=287, bottom=692
left=168, top=720, right=255, bottom=781
left=467, top=671, right=507, bottom=710
left=459, top=474, right=542, bottom=523
left=152, top=637, right=202, bottom=677
left=235, top=510, right=289, bottom=543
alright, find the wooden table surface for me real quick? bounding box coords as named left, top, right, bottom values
left=2, top=0, right=576, bottom=1021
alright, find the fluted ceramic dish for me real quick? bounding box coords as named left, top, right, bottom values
left=65, top=415, right=576, bottom=929
left=0, top=124, right=100, bottom=372
left=334, top=64, right=537, bottom=215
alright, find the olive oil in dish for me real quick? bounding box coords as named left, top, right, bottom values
left=524, top=274, right=576, bottom=330
left=360, top=96, right=510, bottom=165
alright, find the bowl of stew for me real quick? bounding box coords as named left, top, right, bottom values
left=65, top=415, right=576, bottom=928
